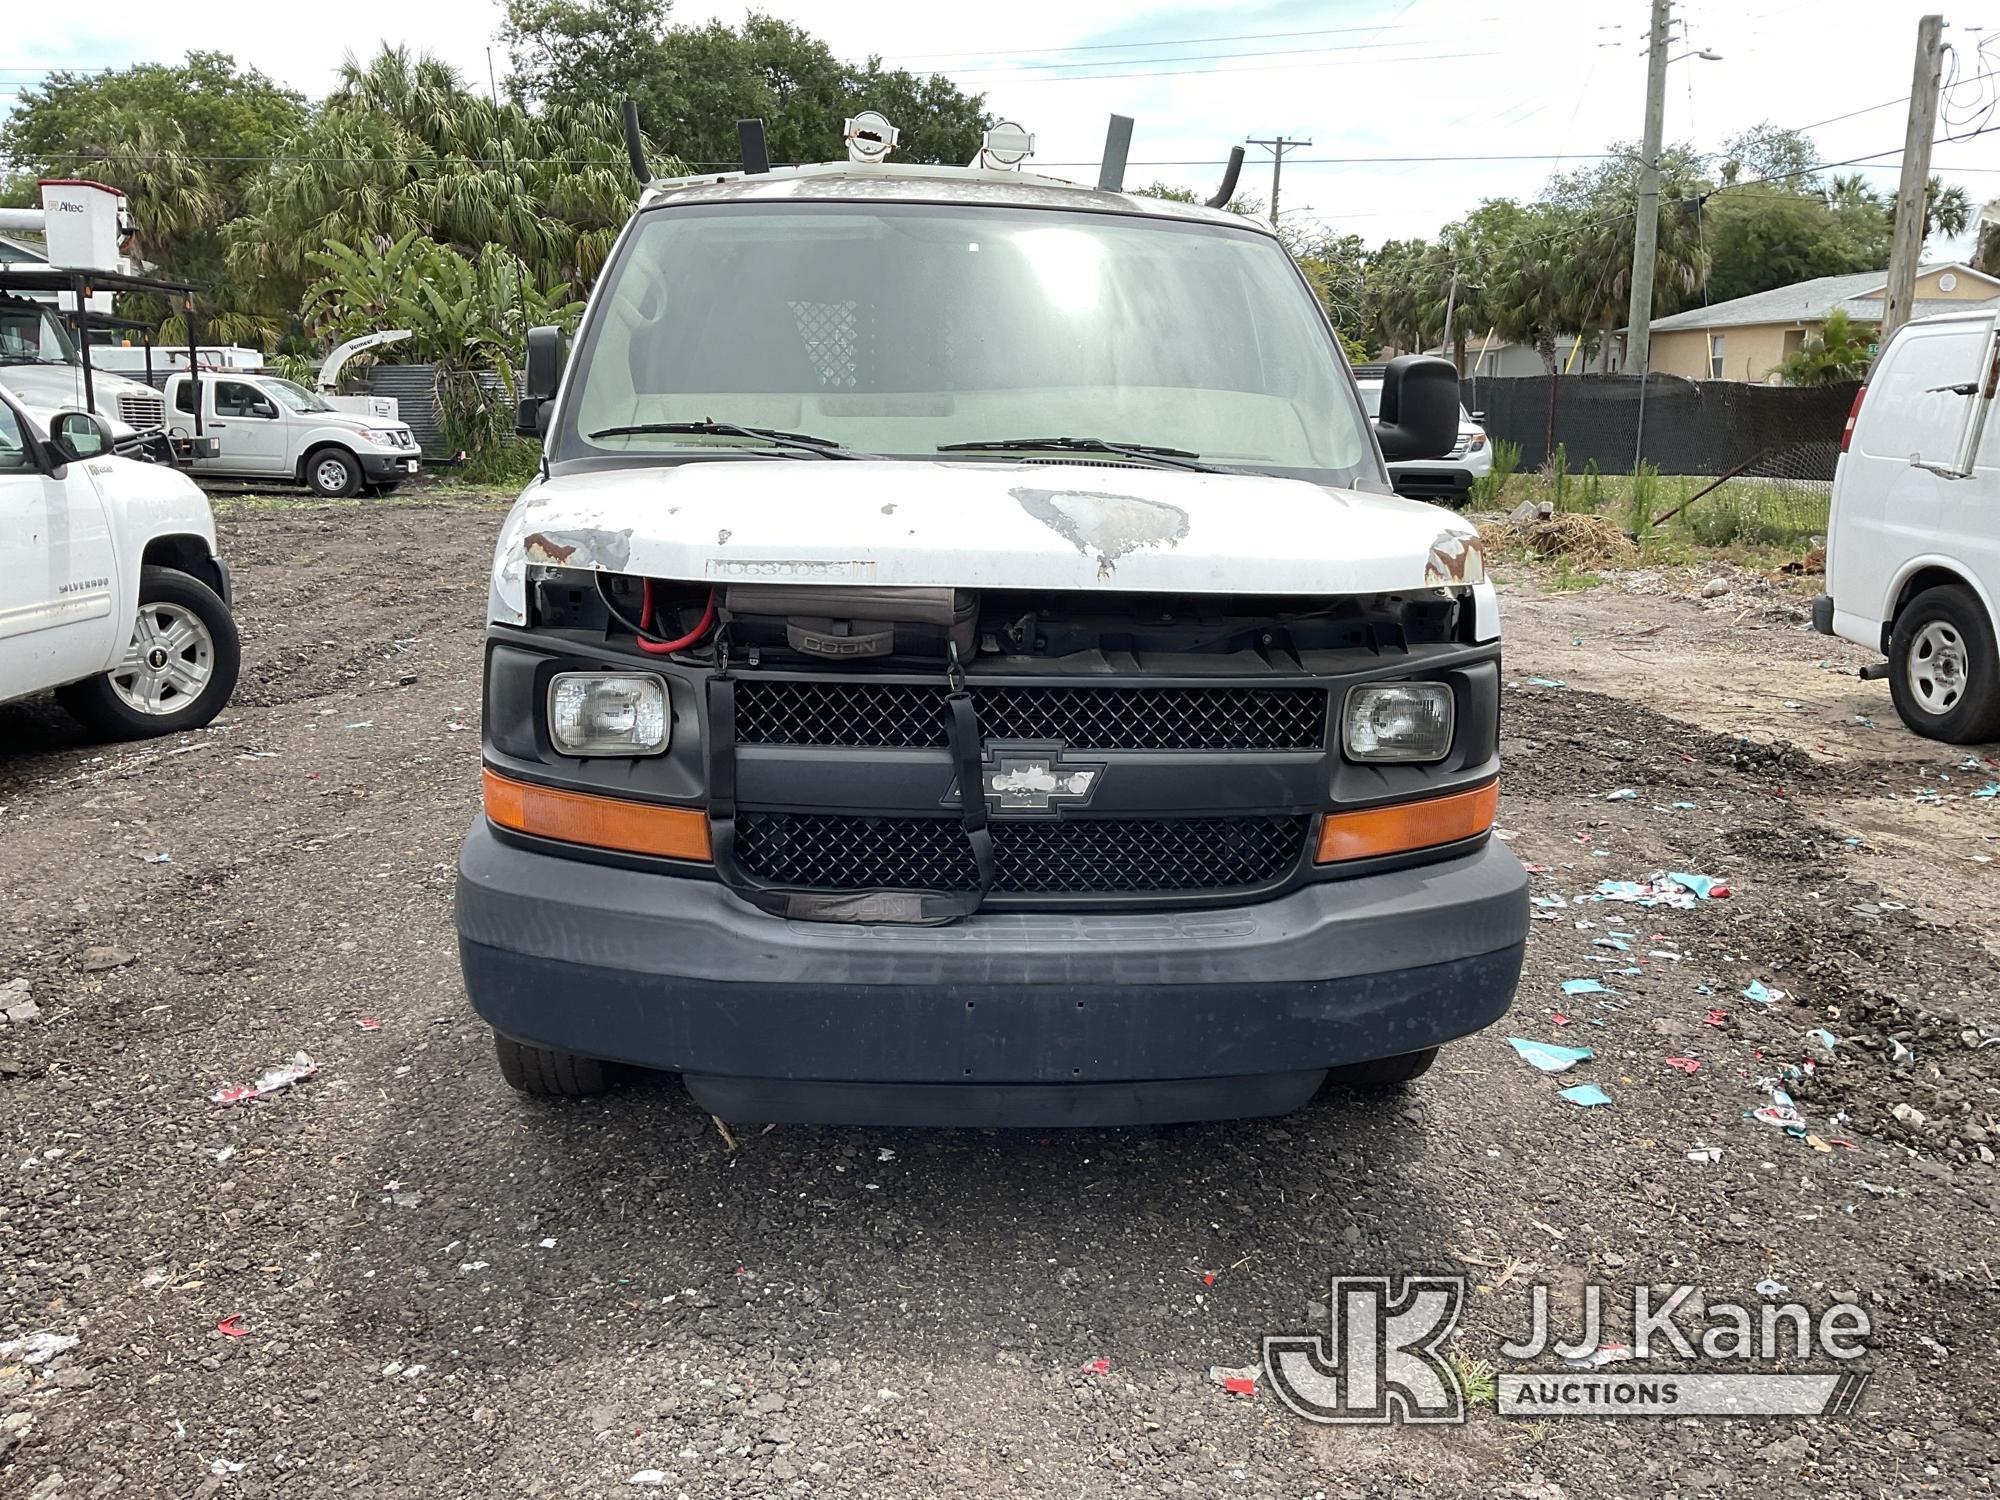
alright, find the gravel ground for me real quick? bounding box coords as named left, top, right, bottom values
left=2, top=496, right=1997, bottom=1499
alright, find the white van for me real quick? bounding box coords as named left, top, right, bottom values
left=1813, top=308, right=2000, bottom=742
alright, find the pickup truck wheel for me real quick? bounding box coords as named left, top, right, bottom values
left=305, top=446, right=361, bottom=499
left=1888, top=585, right=2000, bottom=744
left=1321, top=1047, right=1439, bottom=1088
left=56, top=566, right=241, bottom=741
left=493, top=1031, right=610, bottom=1097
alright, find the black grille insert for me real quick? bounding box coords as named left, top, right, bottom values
left=732, top=813, right=1311, bottom=894
left=734, top=681, right=1327, bottom=751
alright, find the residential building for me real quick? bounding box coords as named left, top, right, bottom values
left=1643, top=262, right=2000, bottom=382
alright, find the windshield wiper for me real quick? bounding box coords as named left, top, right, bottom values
left=936, top=435, right=1219, bottom=473
left=588, top=420, right=865, bottom=459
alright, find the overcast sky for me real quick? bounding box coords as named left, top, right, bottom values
left=5, top=0, right=1997, bottom=254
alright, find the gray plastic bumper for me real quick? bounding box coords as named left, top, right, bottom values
left=455, top=820, right=1528, bottom=1118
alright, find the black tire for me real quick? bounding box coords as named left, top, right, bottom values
left=373, top=482, right=402, bottom=495
left=1887, top=584, right=2000, bottom=744
left=56, top=565, right=241, bottom=741
left=305, top=445, right=361, bottom=499
left=493, top=1031, right=609, bottom=1097
left=1322, top=1047, right=1439, bottom=1088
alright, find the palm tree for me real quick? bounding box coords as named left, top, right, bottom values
left=1924, top=176, right=1973, bottom=241
left=1487, top=212, right=1579, bottom=458
left=1822, top=173, right=1882, bottom=212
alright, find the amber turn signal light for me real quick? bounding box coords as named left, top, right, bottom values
left=1315, top=780, right=1498, bottom=864
left=482, top=767, right=711, bottom=861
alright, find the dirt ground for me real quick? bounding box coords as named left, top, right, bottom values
left=2, top=496, right=1997, bottom=1499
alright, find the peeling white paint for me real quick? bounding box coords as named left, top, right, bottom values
left=487, top=460, right=1489, bottom=632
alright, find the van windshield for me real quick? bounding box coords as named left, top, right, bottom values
left=559, top=202, right=1372, bottom=481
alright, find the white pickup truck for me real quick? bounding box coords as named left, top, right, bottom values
left=0, top=388, right=240, bottom=738
left=162, top=370, right=422, bottom=497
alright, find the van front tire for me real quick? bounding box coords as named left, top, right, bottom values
left=1888, top=585, right=2000, bottom=744
left=493, top=1032, right=610, bottom=1097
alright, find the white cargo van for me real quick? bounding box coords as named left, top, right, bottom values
left=1813, top=308, right=2000, bottom=742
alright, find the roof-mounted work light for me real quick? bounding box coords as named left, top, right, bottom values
left=977, top=122, right=1035, bottom=170
left=844, top=112, right=899, bottom=163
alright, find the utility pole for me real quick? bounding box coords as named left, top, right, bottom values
left=1624, top=0, right=1673, bottom=379
left=1882, top=14, right=1946, bottom=344
left=1441, top=270, right=1461, bottom=368
left=1248, top=136, right=1312, bottom=228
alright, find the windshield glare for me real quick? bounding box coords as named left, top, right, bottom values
left=0, top=301, right=78, bottom=366
left=264, top=377, right=332, bottom=414
left=561, top=203, right=1371, bottom=479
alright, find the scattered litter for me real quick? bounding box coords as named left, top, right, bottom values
left=1755, top=1279, right=1789, bottom=1299
left=538, top=1236, right=557, bottom=1249
left=1742, top=980, right=1785, bottom=1005
left=208, top=1460, right=245, bottom=1477
left=1977, top=784, right=2000, bottom=799
left=1889, top=1038, right=1914, bottom=1069
left=1806, top=1028, right=1840, bottom=1057
left=1527, top=677, right=1567, bottom=688
left=1704, top=1009, right=1730, bottom=1027
left=1604, top=788, right=1639, bottom=801
left=1208, top=1364, right=1258, bottom=1397
left=1670, top=801, right=1698, bottom=810
left=1892, top=1103, right=1927, bottom=1128
left=1592, top=871, right=1728, bottom=908
left=357, top=1017, right=382, bottom=1033
left=142, top=852, right=172, bottom=864
left=1686, top=1146, right=1723, bottom=1163
left=341, top=721, right=374, bottom=730
left=212, top=1052, right=318, bottom=1106
left=877, top=1147, right=896, bottom=1162
left=215, top=1314, right=248, bottom=1339
left=1509, top=1038, right=1594, bottom=1074
left=1592, top=937, right=1630, bottom=952
left=1664, top=1056, right=1701, bottom=1074
left=1752, top=1098, right=1807, bottom=1133
left=206, top=1145, right=236, bottom=1165
left=0, top=1331, right=77, bottom=1365
left=1564, top=1343, right=1633, bottom=1368
left=628, top=1471, right=670, bottom=1487
left=1559, top=1083, right=1614, bottom=1108
left=1081, top=1357, right=1111, bottom=1376
left=1561, top=978, right=1610, bottom=996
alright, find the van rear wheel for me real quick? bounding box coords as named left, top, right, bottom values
left=1888, top=585, right=2000, bottom=744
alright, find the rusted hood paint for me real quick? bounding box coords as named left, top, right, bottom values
left=488, top=460, right=1496, bottom=637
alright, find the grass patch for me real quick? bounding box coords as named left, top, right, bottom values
left=1449, top=1349, right=1499, bottom=1409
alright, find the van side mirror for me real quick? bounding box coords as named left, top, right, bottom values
left=517, top=325, right=567, bottom=438
left=1374, top=356, right=1462, bottom=462
left=51, top=410, right=110, bottom=463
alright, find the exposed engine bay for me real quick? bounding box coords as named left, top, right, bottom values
left=527, top=567, right=1476, bottom=673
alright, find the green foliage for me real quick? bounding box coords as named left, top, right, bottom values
left=0, top=52, right=309, bottom=344
left=301, top=230, right=584, bottom=459
left=1580, top=459, right=1603, bottom=512
left=501, top=1, right=991, bottom=167
left=1777, top=308, right=1874, bottom=386
left=1468, top=439, right=1520, bottom=507
left=1678, top=481, right=1828, bottom=548
left=1626, top=463, right=1661, bottom=535
left=1702, top=184, right=1890, bottom=304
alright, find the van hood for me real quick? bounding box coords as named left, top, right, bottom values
left=491, top=458, right=1490, bottom=626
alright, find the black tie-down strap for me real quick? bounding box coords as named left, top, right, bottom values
left=706, top=672, right=997, bottom=925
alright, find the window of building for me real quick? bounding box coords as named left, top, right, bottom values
left=1708, top=334, right=1726, bottom=379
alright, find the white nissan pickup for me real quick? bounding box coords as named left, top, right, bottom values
left=0, top=389, right=240, bottom=738
left=455, top=118, right=1529, bottom=1125
left=161, top=371, right=421, bottom=498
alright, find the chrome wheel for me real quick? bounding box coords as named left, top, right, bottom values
left=109, top=601, right=216, bottom=716
left=315, top=456, right=352, bottom=493
left=1907, top=619, right=1969, bottom=715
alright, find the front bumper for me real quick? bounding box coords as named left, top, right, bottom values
left=455, top=820, right=1528, bottom=1124
left=360, top=450, right=423, bottom=481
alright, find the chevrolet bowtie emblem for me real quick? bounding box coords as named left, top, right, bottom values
left=946, top=742, right=1106, bottom=815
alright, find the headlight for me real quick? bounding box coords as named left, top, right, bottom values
left=361, top=427, right=404, bottom=446
left=1467, top=432, right=1488, bottom=451
left=1342, top=682, right=1454, bottom=762
left=549, top=672, right=669, bottom=756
